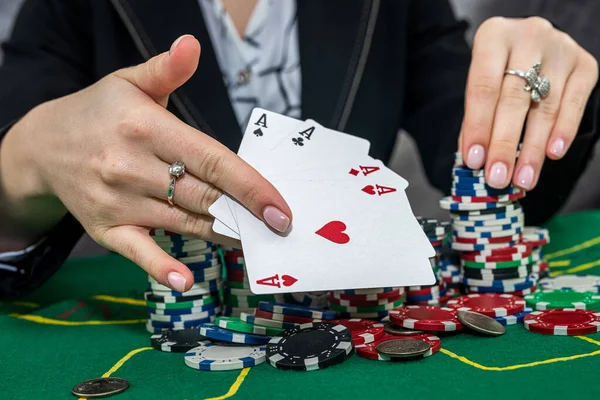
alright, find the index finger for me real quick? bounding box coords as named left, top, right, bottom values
left=461, top=25, right=510, bottom=169
left=150, top=108, right=293, bottom=233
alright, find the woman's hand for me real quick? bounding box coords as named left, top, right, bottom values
left=460, top=17, right=599, bottom=190
left=0, top=35, right=291, bottom=292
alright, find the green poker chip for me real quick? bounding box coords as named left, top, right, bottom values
left=524, top=289, right=600, bottom=311
left=462, top=255, right=536, bottom=269
left=216, top=316, right=284, bottom=336
left=328, top=298, right=404, bottom=313
left=146, top=296, right=216, bottom=310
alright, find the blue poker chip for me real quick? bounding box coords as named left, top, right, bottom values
left=225, top=263, right=245, bottom=271
left=452, top=186, right=521, bottom=196
left=185, top=259, right=221, bottom=270
left=453, top=215, right=523, bottom=227
left=406, top=289, right=447, bottom=302
left=452, top=227, right=522, bottom=238
left=257, top=301, right=337, bottom=320
left=493, top=307, right=533, bottom=325
left=452, top=167, right=484, bottom=177
left=198, top=323, right=272, bottom=344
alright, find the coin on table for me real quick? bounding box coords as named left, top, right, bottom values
left=72, top=377, right=129, bottom=398
left=458, top=310, right=506, bottom=336
left=376, top=339, right=431, bottom=358
left=383, top=322, right=425, bottom=336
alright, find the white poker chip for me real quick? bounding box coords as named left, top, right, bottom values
left=440, top=197, right=516, bottom=211
left=453, top=227, right=522, bottom=239
left=184, top=342, right=266, bottom=371
left=539, top=275, right=600, bottom=293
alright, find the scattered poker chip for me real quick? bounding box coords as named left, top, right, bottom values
left=184, top=342, right=266, bottom=371
left=257, top=302, right=336, bottom=320
left=216, top=316, right=284, bottom=336
left=198, top=323, right=272, bottom=345
left=355, top=333, right=441, bottom=361
left=239, top=312, right=296, bottom=329
left=440, top=197, right=515, bottom=211
left=266, top=322, right=353, bottom=371
left=493, top=307, right=533, bottom=325
left=446, top=294, right=525, bottom=317
left=150, top=327, right=209, bottom=352
left=376, top=339, right=431, bottom=358
left=255, top=309, right=323, bottom=324
left=524, top=309, right=600, bottom=336
left=538, top=275, right=600, bottom=293
left=331, top=319, right=385, bottom=345
left=524, top=289, right=600, bottom=310
left=389, top=306, right=463, bottom=332
left=450, top=192, right=525, bottom=203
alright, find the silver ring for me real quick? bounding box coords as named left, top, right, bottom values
left=505, top=62, right=551, bottom=103
left=168, top=161, right=185, bottom=206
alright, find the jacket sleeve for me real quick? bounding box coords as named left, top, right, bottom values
left=400, top=0, right=600, bottom=225
left=0, top=0, right=93, bottom=297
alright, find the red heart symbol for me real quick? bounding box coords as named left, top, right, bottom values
left=315, top=221, right=350, bottom=244
left=281, top=275, right=298, bottom=287
left=362, top=185, right=376, bottom=195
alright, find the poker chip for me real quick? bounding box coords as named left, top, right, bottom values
left=522, top=227, right=550, bottom=247
left=453, top=233, right=522, bottom=244
left=453, top=227, right=522, bottom=239
left=452, top=167, right=485, bottom=178
left=288, top=291, right=330, bottom=308
left=466, top=244, right=531, bottom=257
left=524, top=309, right=600, bottom=335
left=440, top=197, right=515, bottom=211
left=144, top=291, right=214, bottom=304
left=150, top=327, right=209, bottom=352
left=338, top=287, right=397, bottom=295
left=198, top=323, right=272, bottom=345
left=328, top=298, right=404, bottom=313
left=446, top=294, right=525, bottom=317
left=450, top=241, right=519, bottom=252
left=216, top=316, right=284, bottom=336
left=452, top=214, right=524, bottom=228
left=524, top=289, right=600, bottom=310
left=462, top=265, right=538, bottom=281
left=354, top=333, right=441, bottom=361
left=328, top=293, right=403, bottom=307
left=257, top=301, right=336, bottom=320
left=389, top=306, right=462, bottom=332
left=146, top=297, right=216, bottom=310
left=331, top=319, right=385, bottom=345
left=266, top=322, right=354, bottom=371
left=453, top=220, right=524, bottom=234
left=493, top=307, right=533, bottom=325
left=148, top=307, right=220, bottom=319
left=255, top=309, right=323, bottom=324
left=176, top=251, right=220, bottom=263
left=147, top=317, right=216, bottom=329
left=184, top=342, right=266, bottom=371
left=450, top=192, right=525, bottom=203
left=538, top=275, right=600, bottom=293
left=336, top=310, right=391, bottom=319
left=240, top=312, right=296, bottom=329
left=461, top=248, right=532, bottom=263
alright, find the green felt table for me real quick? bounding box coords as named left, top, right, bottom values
left=2, top=211, right=600, bottom=400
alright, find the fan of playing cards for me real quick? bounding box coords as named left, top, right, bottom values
left=209, top=108, right=436, bottom=294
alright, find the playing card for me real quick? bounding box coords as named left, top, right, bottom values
left=236, top=180, right=436, bottom=294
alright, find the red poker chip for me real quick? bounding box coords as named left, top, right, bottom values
left=223, top=249, right=244, bottom=257
left=537, top=261, right=549, bottom=271
left=328, top=293, right=403, bottom=307
left=330, top=289, right=404, bottom=302
left=524, top=308, right=600, bottom=335
left=389, top=306, right=462, bottom=332
left=461, top=248, right=533, bottom=263
left=454, top=233, right=522, bottom=244
left=331, top=319, right=385, bottom=345
left=429, top=239, right=444, bottom=248
left=355, top=333, right=441, bottom=361
left=254, top=309, right=321, bottom=324
left=438, top=291, right=457, bottom=305
left=451, top=192, right=525, bottom=203
left=446, top=294, right=525, bottom=317
left=406, top=284, right=445, bottom=298
left=465, top=244, right=532, bottom=257
left=505, top=285, right=538, bottom=297
left=225, top=270, right=247, bottom=282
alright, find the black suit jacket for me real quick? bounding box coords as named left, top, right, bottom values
left=0, top=0, right=598, bottom=297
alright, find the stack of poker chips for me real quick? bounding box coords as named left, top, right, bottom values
left=439, top=248, right=462, bottom=291
left=327, top=287, right=405, bottom=319
left=439, top=150, right=550, bottom=296
left=221, top=247, right=282, bottom=317
left=145, top=230, right=222, bottom=334
left=404, top=218, right=455, bottom=305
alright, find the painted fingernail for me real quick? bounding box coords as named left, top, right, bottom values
left=488, top=162, right=508, bottom=188
left=167, top=272, right=187, bottom=292
left=550, top=138, right=565, bottom=157
left=516, top=165, right=535, bottom=190
left=170, top=34, right=192, bottom=55
left=466, top=144, right=485, bottom=169
left=263, top=206, right=290, bottom=233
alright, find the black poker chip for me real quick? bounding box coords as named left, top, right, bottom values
left=462, top=264, right=535, bottom=280
left=417, top=217, right=452, bottom=237
left=450, top=203, right=523, bottom=216
left=266, top=322, right=353, bottom=371
left=151, top=328, right=210, bottom=352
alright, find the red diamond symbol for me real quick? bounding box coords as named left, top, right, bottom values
left=349, top=168, right=359, bottom=176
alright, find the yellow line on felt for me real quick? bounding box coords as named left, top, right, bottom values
left=548, top=260, right=571, bottom=267
left=575, top=335, right=600, bottom=347
left=79, top=347, right=153, bottom=400
left=9, top=313, right=146, bottom=326
left=440, top=347, right=600, bottom=371
left=544, top=236, right=600, bottom=260
left=204, top=368, right=251, bottom=400
left=92, top=295, right=146, bottom=307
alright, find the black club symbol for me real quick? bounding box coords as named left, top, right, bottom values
left=292, top=137, right=304, bottom=146
left=253, top=128, right=263, bottom=137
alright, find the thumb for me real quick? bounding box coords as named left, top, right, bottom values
left=115, top=34, right=201, bottom=107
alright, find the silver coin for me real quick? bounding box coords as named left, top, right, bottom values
left=457, top=310, right=506, bottom=336
left=383, top=322, right=424, bottom=336
left=72, top=377, right=129, bottom=398
left=376, top=339, right=430, bottom=358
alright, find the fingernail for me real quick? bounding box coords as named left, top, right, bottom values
left=488, top=162, right=508, bottom=188
left=170, top=34, right=192, bottom=55
left=263, top=206, right=290, bottom=233
left=550, top=138, right=565, bottom=157
left=466, top=144, right=485, bottom=169
left=516, top=165, right=535, bottom=190
left=167, top=272, right=187, bottom=292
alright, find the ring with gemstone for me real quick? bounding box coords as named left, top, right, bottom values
left=504, top=62, right=551, bottom=103
left=167, top=161, right=185, bottom=206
